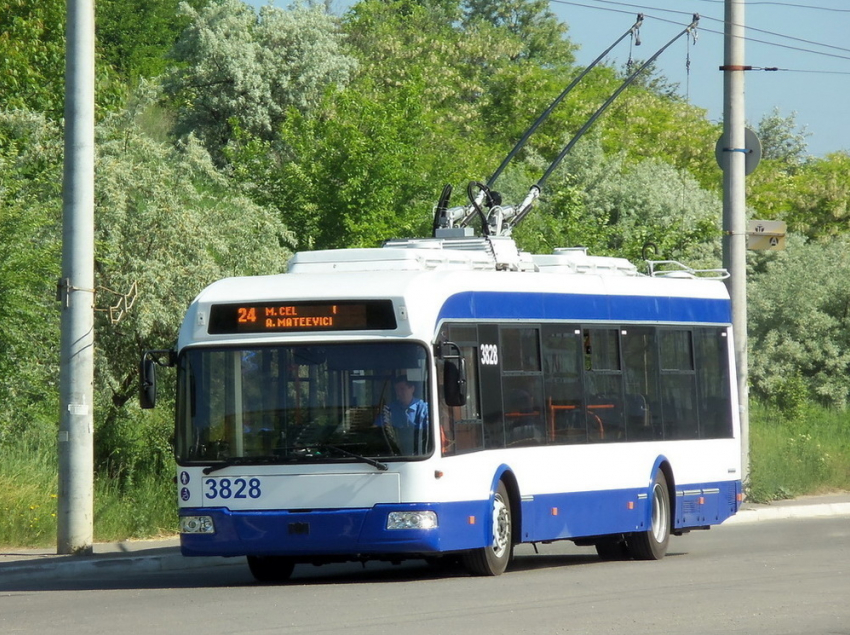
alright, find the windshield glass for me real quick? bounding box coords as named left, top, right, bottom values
left=175, top=342, right=432, bottom=465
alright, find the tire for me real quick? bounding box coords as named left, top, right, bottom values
left=462, top=481, right=513, bottom=576
left=627, top=470, right=671, bottom=560
left=595, top=535, right=631, bottom=561
left=247, top=555, right=296, bottom=583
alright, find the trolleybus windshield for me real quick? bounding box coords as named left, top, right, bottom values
left=174, top=342, right=432, bottom=465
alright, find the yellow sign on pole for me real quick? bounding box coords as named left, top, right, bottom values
left=747, top=220, right=786, bottom=251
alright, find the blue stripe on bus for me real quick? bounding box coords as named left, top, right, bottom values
left=437, top=292, right=731, bottom=325
left=179, top=480, right=740, bottom=559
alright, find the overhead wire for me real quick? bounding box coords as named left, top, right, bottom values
left=551, top=0, right=850, bottom=67
left=543, top=0, right=849, bottom=230
left=684, top=0, right=850, bottom=12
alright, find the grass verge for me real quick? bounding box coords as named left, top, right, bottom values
left=0, top=437, right=176, bottom=549
left=748, top=401, right=850, bottom=503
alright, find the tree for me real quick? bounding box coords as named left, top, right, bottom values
left=0, top=110, right=63, bottom=443
left=515, top=136, right=722, bottom=265
left=0, top=84, right=294, bottom=479
left=227, top=0, right=513, bottom=250
left=226, top=0, right=592, bottom=250
left=92, top=86, right=294, bottom=479
left=748, top=151, right=850, bottom=240
left=756, top=107, right=810, bottom=166
left=749, top=236, right=850, bottom=409
left=163, top=0, right=356, bottom=157
left=0, top=0, right=67, bottom=117
left=96, top=0, right=206, bottom=83
left=0, top=0, right=131, bottom=117
left=464, top=0, right=575, bottom=65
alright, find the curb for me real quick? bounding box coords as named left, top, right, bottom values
left=725, top=501, right=850, bottom=525
left=0, top=549, right=236, bottom=584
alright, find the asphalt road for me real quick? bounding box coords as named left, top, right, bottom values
left=1, top=516, right=848, bottom=635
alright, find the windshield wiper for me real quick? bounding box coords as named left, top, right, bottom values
left=201, top=455, right=281, bottom=475
left=314, top=444, right=388, bottom=471
left=202, top=447, right=388, bottom=474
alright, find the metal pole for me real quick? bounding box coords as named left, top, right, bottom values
left=58, top=0, right=95, bottom=555
left=721, top=0, right=749, bottom=489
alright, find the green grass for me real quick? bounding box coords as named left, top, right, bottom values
left=748, top=401, right=850, bottom=503
left=92, top=474, right=177, bottom=542
left=0, top=436, right=177, bottom=549
left=1, top=400, right=848, bottom=547
left=0, top=439, right=58, bottom=547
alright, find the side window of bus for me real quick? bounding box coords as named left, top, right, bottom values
left=501, top=327, right=545, bottom=447
left=583, top=329, right=625, bottom=442
left=501, top=326, right=541, bottom=372
left=659, top=329, right=698, bottom=439
left=440, top=325, right=483, bottom=456
left=542, top=326, right=586, bottom=445
left=695, top=328, right=733, bottom=439
left=622, top=328, right=661, bottom=441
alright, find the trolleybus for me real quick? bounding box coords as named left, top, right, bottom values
left=141, top=233, right=742, bottom=581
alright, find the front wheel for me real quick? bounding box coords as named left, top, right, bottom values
left=462, top=481, right=513, bottom=576
left=247, top=555, right=296, bottom=583
left=627, top=470, right=671, bottom=560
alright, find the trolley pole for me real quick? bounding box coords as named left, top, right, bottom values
left=721, top=0, right=749, bottom=489
left=57, top=0, right=95, bottom=555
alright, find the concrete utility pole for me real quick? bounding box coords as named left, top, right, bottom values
left=57, top=0, right=95, bottom=555
left=721, top=0, right=749, bottom=487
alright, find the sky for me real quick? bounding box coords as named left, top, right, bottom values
left=247, top=0, right=850, bottom=157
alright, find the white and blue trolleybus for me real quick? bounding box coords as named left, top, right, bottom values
left=142, top=231, right=742, bottom=581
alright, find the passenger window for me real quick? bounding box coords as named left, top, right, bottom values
left=583, top=329, right=624, bottom=442
left=659, top=330, right=698, bottom=439
left=501, top=327, right=541, bottom=372
left=622, top=328, right=661, bottom=441
left=695, top=328, right=733, bottom=439
left=503, top=376, right=545, bottom=447
left=584, top=329, right=621, bottom=371
left=542, top=326, right=585, bottom=445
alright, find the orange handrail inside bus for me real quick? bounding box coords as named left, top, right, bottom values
left=546, top=398, right=607, bottom=440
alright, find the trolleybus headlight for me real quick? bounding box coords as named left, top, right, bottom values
left=179, top=515, right=215, bottom=534
left=387, top=511, right=438, bottom=530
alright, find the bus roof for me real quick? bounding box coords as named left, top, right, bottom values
left=179, top=238, right=730, bottom=348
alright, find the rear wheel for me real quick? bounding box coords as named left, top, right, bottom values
left=463, top=481, right=513, bottom=576
left=627, top=471, right=671, bottom=560
left=247, top=555, right=296, bottom=583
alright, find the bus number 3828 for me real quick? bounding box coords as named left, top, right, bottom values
left=481, top=344, right=498, bottom=365
left=204, top=478, right=262, bottom=500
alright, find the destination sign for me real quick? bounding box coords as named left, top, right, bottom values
left=208, top=300, right=396, bottom=334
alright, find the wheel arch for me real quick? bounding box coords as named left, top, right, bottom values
left=491, top=465, right=522, bottom=545
left=651, top=456, right=675, bottom=530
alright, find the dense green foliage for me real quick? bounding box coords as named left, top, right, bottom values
left=0, top=0, right=67, bottom=116
left=164, top=0, right=356, bottom=159
left=749, top=236, right=850, bottom=410
left=0, top=111, right=63, bottom=443
left=97, top=0, right=206, bottom=83
left=1, top=0, right=850, bottom=545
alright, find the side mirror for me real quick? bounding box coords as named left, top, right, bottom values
left=440, top=342, right=467, bottom=407
left=140, top=356, right=158, bottom=409
left=139, top=349, right=175, bottom=409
